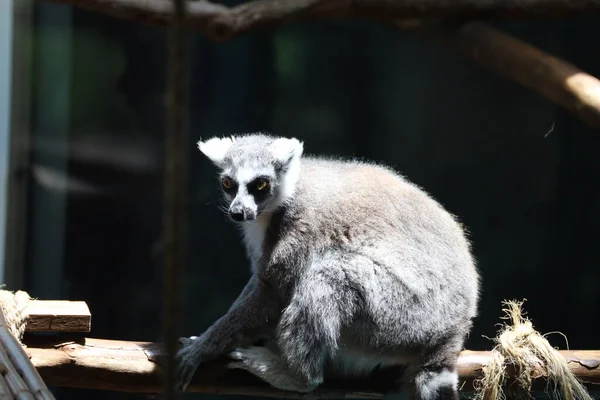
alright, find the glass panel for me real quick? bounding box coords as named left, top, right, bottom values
left=27, top=3, right=72, bottom=299
left=6, top=3, right=600, bottom=400
left=0, top=0, right=14, bottom=283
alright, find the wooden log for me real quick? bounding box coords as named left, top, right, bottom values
left=25, top=301, right=91, bottom=333
left=417, top=21, right=600, bottom=130
left=23, top=337, right=600, bottom=397
left=34, top=0, right=600, bottom=42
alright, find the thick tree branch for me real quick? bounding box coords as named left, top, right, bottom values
left=419, top=21, right=600, bottom=129
left=36, top=0, right=600, bottom=42
left=35, top=0, right=600, bottom=130
left=23, top=337, right=600, bottom=397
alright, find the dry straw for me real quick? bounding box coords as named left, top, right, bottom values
left=474, top=300, right=593, bottom=400
left=0, top=289, right=54, bottom=400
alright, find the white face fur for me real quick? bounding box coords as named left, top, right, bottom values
left=198, top=135, right=304, bottom=223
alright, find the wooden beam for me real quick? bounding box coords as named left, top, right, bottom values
left=34, top=0, right=600, bottom=42
left=23, top=336, right=600, bottom=397
left=26, top=301, right=91, bottom=333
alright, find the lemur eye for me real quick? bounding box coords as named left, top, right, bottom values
left=222, top=177, right=234, bottom=190
left=256, top=178, right=270, bottom=191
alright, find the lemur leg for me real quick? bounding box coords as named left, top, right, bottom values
left=175, top=275, right=280, bottom=391
left=412, top=367, right=459, bottom=400
left=229, top=251, right=361, bottom=392
left=229, top=345, right=314, bottom=392
left=407, top=335, right=465, bottom=400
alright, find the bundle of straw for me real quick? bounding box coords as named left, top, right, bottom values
left=0, top=290, right=54, bottom=400
left=474, top=300, right=593, bottom=400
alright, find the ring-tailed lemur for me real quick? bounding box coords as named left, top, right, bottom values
left=175, top=133, right=480, bottom=400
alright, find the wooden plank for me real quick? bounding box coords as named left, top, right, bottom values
left=25, top=301, right=91, bottom=333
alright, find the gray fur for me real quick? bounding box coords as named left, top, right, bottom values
left=176, top=133, right=480, bottom=400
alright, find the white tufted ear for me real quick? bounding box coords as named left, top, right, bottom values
left=268, top=137, right=304, bottom=168
left=197, top=136, right=235, bottom=167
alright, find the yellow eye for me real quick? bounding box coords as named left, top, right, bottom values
left=222, top=177, right=233, bottom=190
left=256, top=179, right=269, bottom=191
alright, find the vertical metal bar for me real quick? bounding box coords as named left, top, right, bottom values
left=163, top=0, right=188, bottom=398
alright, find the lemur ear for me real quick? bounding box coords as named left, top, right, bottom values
left=197, top=136, right=235, bottom=168
left=269, top=137, right=304, bottom=169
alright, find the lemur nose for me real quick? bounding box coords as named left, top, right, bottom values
left=245, top=210, right=256, bottom=220
left=230, top=208, right=245, bottom=221
left=229, top=206, right=255, bottom=222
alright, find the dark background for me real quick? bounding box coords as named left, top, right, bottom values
left=18, top=2, right=600, bottom=399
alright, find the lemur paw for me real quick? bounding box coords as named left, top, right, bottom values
left=228, top=346, right=319, bottom=393
left=227, top=346, right=278, bottom=372
left=174, top=336, right=201, bottom=392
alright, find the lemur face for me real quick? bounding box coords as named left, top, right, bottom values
left=198, top=133, right=303, bottom=222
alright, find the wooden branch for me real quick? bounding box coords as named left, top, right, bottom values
left=23, top=337, right=600, bottom=397
left=35, top=0, right=600, bottom=42
left=418, top=21, right=600, bottom=129
left=26, top=300, right=91, bottom=333
left=32, top=0, right=600, bottom=128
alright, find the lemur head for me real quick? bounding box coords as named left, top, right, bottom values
left=198, top=133, right=304, bottom=223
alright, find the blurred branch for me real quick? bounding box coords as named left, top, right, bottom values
left=25, top=337, right=600, bottom=397
left=418, top=21, right=600, bottom=129
left=35, top=0, right=600, bottom=42
left=34, top=0, right=600, bottom=128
